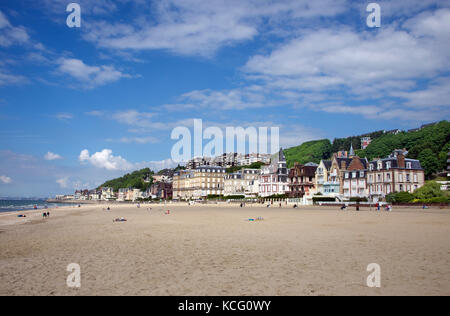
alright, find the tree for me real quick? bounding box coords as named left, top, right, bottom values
left=414, top=181, right=444, bottom=200
left=418, top=149, right=440, bottom=179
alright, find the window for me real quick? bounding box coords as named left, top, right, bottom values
left=406, top=162, right=412, bottom=169
left=352, top=171, right=357, bottom=178
left=345, top=172, right=349, bottom=179
left=360, top=171, right=364, bottom=177
left=414, top=174, right=418, bottom=182
left=399, top=174, right=403, bottom=182
left=406, top=174, right=410, bottom=182
left=386, top=161, right=391, bottom=169
left=377, top=162, right=382, bottom=170
left=369, top=164, right=374, bottom=171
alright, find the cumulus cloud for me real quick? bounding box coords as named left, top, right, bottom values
left=0, top=175, right=12, bottom=184
left=44, top=152, right=62, bottom=161
left=79, top=149, right=134, bottom=171
left=78, top=148, right=179, bottom=172
left=57, top=58, right=130, bottom=88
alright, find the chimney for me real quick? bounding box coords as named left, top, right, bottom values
left=398, top=154, right=405, bottom=168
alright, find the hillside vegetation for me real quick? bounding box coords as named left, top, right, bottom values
left=357, top=121, right=449, bottom=178
left=284, top=139, right=332, bottom=168
left=98, top=168, right=154, bottom=191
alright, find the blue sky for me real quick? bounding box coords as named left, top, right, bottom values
left=0, top=0, right=449, bottom=197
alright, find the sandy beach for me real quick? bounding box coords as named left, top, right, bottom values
left=0, top=203, right=449, bottom=296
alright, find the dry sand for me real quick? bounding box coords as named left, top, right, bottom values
left=0, top=203, right=449, bottom=296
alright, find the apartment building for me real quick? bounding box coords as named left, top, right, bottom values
left=224, top=168, right=260, bottom=197
left=342, top=155, right=369, bottom=198
left=173, top=166, right=227, bottom=199
left=259, top=149, right=289, bottom=197
left=288, top=162, right=317, bottom=198
left=367, top=150, right=425, bottom=199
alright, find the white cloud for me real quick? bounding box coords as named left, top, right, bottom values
left=57, top=58, right=130, bottom=88
left=0, top=10, right=30, bottom=47
left=79, top=149, right=134, bottom=171
left=0, top=69, right=27, bottom=86
left=0, top=175, right=12, bottom=184
left=44, top=152, right=62, bottom=161
left=82, top=0, right=348, bottom=57
left=110, top=136, right=160, bottom=144
left=55, top=113, right=74, bottom=120
left=78, top=148, right=179, bottom=173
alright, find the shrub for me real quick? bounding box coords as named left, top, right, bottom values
left=414, top=181, right=444, bottom=200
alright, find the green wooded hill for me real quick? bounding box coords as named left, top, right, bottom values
left=98, top=168, right=154, bottom=191
left=284, top=139, right=332, bottom=168
left=357, top=121, right=450, bottom=178
left=284, top=121, right=449, bottom=178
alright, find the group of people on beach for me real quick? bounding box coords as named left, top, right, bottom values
left=42, top=211, right=50, bottom=218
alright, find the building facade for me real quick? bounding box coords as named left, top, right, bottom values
left=367, top=150, right=425, bottom=199
left=288, top=163, right=317, bottom=198
left=259, top=149, right=289, bottom=197
left=224, top=168, right=260, bottom=197
left=173, top=166, right=226, bottom=199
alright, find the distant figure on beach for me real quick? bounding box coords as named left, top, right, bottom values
left=43, top=212, right=47, bottom=218
left=34, top=205, right=38, bottom=209
left=279, top=202, right=282, bottom=208
left=340, top=205, right=347, bottom=210
left=356, top=205, right=360, bottom=211
left=113, top=217, right=127, bottom=222
left=107, top=207, right=110, bottom=211
left=293, top=204, right=298, bottom=208
left=423, top=205, right=429, bottom=209
left=46, top=212, right=50, bottom=217
left=240, top=203, right=243, bottom=208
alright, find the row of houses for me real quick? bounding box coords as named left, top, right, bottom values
left=186, top=153, right=271, bottom=169
left=71, top=178, right=174, bottom=202
left=65, top=145, right=427, bottom=204
left=173, top=146, right=426, bottom=204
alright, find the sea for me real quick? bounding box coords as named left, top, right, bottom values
left=0, top=200, right=74, bottom=213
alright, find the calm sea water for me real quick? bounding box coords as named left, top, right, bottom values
left=0, top=200, right=73, bottom=213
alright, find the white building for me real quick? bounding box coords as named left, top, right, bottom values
left=258, top=149, right=289, bottom=197
left=224, top=168, right=261, bottom=197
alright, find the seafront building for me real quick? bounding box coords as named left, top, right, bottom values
left=287, top=162, right=317, bottom=198
left=258, top=149, right=289, bottom=197
left=367, top=149, right=425, bottom=200
left=173, top=166, right=227, bottom=199
left=224, top=168, right=260, bottom=197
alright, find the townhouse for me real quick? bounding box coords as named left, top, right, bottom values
left=224, top=168, right=260, bottom=197
left=367, top=150, right=425, bottom=199
left=288, top=162, right=317, bottom=198
left=258, top=149, right=289, bottom=197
